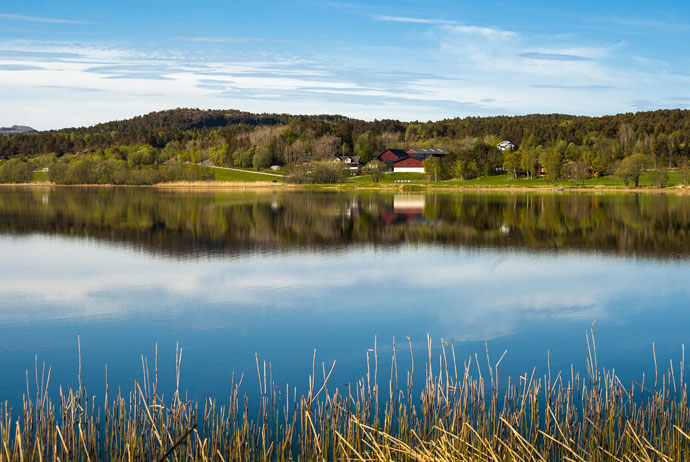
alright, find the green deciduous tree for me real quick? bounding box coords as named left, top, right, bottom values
left=615, top=154, right=650, bottom=187
left=423, top=156, right=441, bottom=181
left=0, top=158, right=33, bottom=183
left=520, top=148, right=539, bottom=179
left=453, top=160, right=479, bottom=180
left=234, top=147, right=254, bottom=168
left=209, top=145, right=230, bottom=167
left=252, top=145, right=273, bottom=169
left=127, top=145, right=157, bottom=168
left=362, top=160, right=386, bottom=183
left=544, top=150, right=562, bottom=185
left=503, top=151, right=522, bottom=179
left=679, top=158, right=690, bottom=186
left=354, top=132, right=374, bottom=163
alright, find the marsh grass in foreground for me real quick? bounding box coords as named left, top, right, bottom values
left=1, top=330, right=689, bottom=462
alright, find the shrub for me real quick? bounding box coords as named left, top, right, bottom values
left=649, top=169, right=669, bottom=188
left=285, top=161, right=347, bottom=184
left=0, top=158, right=33, bottom=183
left=362, top=160, right=387, bottom=183
left=311, top=161, right=348, bottom=184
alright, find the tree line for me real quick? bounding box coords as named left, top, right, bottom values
left=3, top=108, right=690, bottom=185
left=0, top=146, right=212, bottom=185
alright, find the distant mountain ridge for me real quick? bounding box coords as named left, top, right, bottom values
left=0, top=125, right=37, bottom=135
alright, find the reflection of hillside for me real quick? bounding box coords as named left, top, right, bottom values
left=0, top=187, right=689, bottom=259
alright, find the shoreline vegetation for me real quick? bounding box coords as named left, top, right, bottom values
left=1, top=332, right=689, bottom=461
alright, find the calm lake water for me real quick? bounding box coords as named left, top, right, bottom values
left=1, top=186, right=690, bottom=408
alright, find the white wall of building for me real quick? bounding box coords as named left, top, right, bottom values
left=393, top=167, right=425, bottom=173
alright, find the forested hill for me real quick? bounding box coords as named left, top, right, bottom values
left=2, top=107, right=690, bottom=160
left=70, top=108, right=351, bottom=133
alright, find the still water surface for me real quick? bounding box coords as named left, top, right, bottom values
left=1, top=187, right=689, bottom=407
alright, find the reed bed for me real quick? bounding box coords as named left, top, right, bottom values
left=1, top=330, right=689, bottom=462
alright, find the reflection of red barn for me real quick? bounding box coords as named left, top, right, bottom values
left=394, top=157, right=425, bottom=173
left=381, top=211, right=399, bottom=224
left=394, top=195, right=424, bottom=223
left=381, top=210, right=421, bottom=225
left=380, top=195, right=425, bottom=225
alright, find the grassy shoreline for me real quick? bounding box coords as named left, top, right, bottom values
left=4, top=180, right=690, bottom=195
left=3, top=165, right=685, bottom=193
left=1, top=334, right=688, bottom=461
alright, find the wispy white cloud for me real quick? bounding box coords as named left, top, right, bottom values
left=0, top=12, right=95, bottom=24
left=373, top=15, right=453, bottom=25
left=611, top=16, right=690, bottom=32
left=172, top=36, right=252, bottom=44
left=519, top=52, right=593, bottom=62
left=442, top=24, right=516, bottom=40
left=0, top=11, right=687, bottom=129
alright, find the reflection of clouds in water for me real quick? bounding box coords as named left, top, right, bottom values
left=384, top=250, right=666, bottom=342
left=435, top=295, right=602, bottom=342
left=0, top=235, right=389, bottom=320
left=0, top=236, right=687, bottom=347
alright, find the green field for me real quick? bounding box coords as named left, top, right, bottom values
left=347, top=171, right=427, bottom=185
left=32, top=171, right=49, bottom=182
left=207, top=166, right=284, bottom=182
left=347, top=170, right=687, bottom=189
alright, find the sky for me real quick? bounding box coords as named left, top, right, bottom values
left=2, top=0, right=690, bottom=129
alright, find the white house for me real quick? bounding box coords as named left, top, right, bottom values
left=333, top=156, right=364, bottom=171
left=496, top=140, right=516, bottom=151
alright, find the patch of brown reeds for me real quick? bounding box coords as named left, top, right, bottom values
left=1, top=329, right=689, bottom=461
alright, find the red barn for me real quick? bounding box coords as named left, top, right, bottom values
left=376, top=149, right=408, bottom=169
left=394, top=157, right=425, bottom=173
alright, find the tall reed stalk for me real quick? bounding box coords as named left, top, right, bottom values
left=1, top=330, right=688, bottom=461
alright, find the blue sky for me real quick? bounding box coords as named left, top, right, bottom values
left=1, top=0, right=690, bottom=129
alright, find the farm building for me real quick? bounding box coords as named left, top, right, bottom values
left=496, top=141, right=516, bottom=151
left=393, top=157, right=425, bottom=173
left=376, top=149, right=409, bottom=168
left=375, top=147, right=448, bottom=171
left=405, top=148, right=449, bottom=159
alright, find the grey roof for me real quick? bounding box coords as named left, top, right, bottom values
left=406, top=148, right=449, bottom=155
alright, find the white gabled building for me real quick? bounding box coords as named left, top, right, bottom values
left=496, top=140, right=516, bottom=151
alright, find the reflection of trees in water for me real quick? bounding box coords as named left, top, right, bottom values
left=0, top=187, right=689, bottom=259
